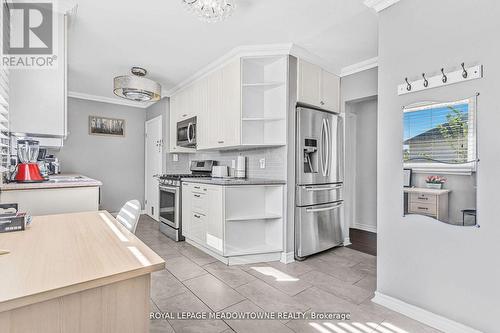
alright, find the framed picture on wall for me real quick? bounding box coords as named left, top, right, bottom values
left=89, top=116, right=125, bottom=137
left=403, top=168, right=412, bottom=187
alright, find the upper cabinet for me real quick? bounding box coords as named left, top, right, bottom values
left=9, top=14, right=67, bottom=145
left=297, top=59, right=340, bottom=112
left=170, top=55, right=288, bottom=152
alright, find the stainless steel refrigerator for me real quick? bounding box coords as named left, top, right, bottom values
left=295, top=106, right=344, bottom=260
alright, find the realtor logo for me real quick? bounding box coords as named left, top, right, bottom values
left=1, top=1, right=57, bottom=68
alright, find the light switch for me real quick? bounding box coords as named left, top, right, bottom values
left=259, top=158, right=266, bottom=169
left=172, top=154, right=179, bottom=162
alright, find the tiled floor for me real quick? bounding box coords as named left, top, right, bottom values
left=136, top=215, right=441, bottom=333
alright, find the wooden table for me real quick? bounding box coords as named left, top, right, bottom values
left=0, top=211, right=164, bottom=333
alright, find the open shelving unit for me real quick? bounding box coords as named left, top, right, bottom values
left=224, top=185, right=283, bottom=256
left=241, top=56, right=287, bottom=147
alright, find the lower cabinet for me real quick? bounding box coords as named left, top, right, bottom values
left=181, top=182, right=284, bottom=264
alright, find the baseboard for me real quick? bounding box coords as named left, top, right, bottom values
left=140, top=210, right=146, bottom=215
left=343, top=237, right=352, bottom=246
left=372, top=292, right=482, bottom=333
left=352, top=222, right=377, bottom=233
left=280, top=252, right=295, bottom=264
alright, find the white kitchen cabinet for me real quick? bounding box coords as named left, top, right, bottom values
left=0, top=186, right=99, bottom=216
left=169, top=86, right=197, bottom=153
left=170, top=55, right=288, bottom=152
left=182, top=182, right=284, bottom=265
left=297, top=59, right=340, bottom=112
left=298, top=59, right=322, bottom=107
left=9, top=14, right=67, bottom=145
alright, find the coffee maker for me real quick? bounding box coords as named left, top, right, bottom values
left=13, top=139, right=44, bottom=183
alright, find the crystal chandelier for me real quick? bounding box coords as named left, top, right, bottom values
left=182, top=0, right=235, bottom=23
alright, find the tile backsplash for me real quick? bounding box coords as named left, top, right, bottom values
left=165, top=146, right=287, bottom=180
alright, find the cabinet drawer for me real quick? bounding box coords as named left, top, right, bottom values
left=409, top=202, right=437, bottom=216
left=409, top=193, right=437, bottom=205
left=192, top=191, right=208, bottom=214
left=190, top=212, right=206, bottom=244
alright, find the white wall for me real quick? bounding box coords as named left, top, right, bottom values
left=377, top=1, right=498, bottom=332
left=350, top=98, right=377, bottom=232
left=57, top=98, right=146, bottom=212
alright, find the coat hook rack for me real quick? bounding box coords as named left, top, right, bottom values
left=398, top=63, right=483, bottom=95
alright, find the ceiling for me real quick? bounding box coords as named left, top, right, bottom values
left=67, top=0, right=378, bottom=103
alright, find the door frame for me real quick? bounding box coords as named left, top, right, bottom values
left=145, top=115, right=163, bottom=221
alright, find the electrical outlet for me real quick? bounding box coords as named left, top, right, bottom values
left=172, top=154, right=179, bottom=162
left=259, top=158, right=266, bottom=169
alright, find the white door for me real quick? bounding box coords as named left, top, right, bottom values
left=145, top=116, right=163, bottom=221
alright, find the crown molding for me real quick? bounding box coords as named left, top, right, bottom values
left=165, top=43, right=294, bottom=97
left=340, top=57, right=378, bottom=77
left=68, top=91, right=154, bottom=109
left=364, top=0, right=401, bottom=12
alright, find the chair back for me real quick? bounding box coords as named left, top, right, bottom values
left=116, top=200, right=141, bottom=233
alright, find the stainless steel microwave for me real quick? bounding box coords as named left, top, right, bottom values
left=177, top=116, right=197, bottom=148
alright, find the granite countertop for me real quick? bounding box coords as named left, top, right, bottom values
left=0, top=174, right=102, bottom=191
left=181, top=177, right=286, bottom=186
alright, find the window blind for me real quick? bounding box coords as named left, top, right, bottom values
left=0, top=1, right=10, bottom=174
left=403, top=98, right=476, bottom=165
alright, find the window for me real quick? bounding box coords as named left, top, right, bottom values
left=403, top=98, right=477, bottom=174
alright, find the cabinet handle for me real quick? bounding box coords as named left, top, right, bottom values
left=218, top=141, right=224, bottom=144
left=320, top=101, right=325, bottom=105
left=194, top=214, right=201, bottom=218
left=417, top=207, right=428, bottom=210
left=194, top=186, right=201, bottom=189
left=418, top=196, right=428, bottom=200
left=182, top=114, right=187, bottom=117
left=194, top=194, right=201, bottom=198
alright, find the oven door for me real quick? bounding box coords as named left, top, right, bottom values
left=159, top=185, right=179, bottom=229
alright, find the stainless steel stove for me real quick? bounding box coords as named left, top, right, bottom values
left=157, top=160, right=214, bottom=241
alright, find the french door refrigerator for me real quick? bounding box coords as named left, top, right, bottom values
left=295, top=106, right=344, bottom=260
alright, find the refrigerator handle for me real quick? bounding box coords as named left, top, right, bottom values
left=325, top=118, right=331, bottom=176
left=306, top=202, right=343, bottom=213
left=321, top=119, right=328, bottom=176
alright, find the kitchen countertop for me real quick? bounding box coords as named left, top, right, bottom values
left=0, top=174, right=102, bottom=191
left=0, top=211, right=164, bottom=312
left=181, top=177, right=286, bottom=186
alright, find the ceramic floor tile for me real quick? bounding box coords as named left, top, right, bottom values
left=300, top=270, right=373, bottom=305
left=223, top=300, right=295, bottom=333
left=379, top=313, right=444, bottom=333
left=164, top=256, right=207, bottom=281
left=267, top=261, right=315, bottom=276
left=179, top=243, right=219, bottom=266
left=306, top=258, right=367, bottom=284
left=285, top=320, right=378, bottom=333
left=245, top=265, right=312, bottom=296
left=331, top=246, right=376, bottom=262
left=161, top=291, right=229, bottom=333
left=351, top=260, right=377, bottom=277
left=311, top=251, right=360, bottom=268
left=236, top=279, right=309, bottom=313
left=354, top=275, right=377, bottom=292
left=183, top=274, right=246, bottom=311
left=151, top=269, right=189, bottom=306
left=203, top=261, right=256, bottom=288
left=150, top=318, right=175, bottom=333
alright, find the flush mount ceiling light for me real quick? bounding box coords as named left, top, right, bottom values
left=113, top=67, right=161, bottom=102
left=182, top=0, right=235, bottom=23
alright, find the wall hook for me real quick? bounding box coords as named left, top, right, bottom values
left=441, top=68, right=448, bottom=83
left=405, top=77, right=412, bottom=91
left=461, top=62, right=468, bottom=78
left=422, top=73, right=429, bottom=87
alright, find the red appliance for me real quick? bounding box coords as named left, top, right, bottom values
left=14, top=139, right=44, bottom=183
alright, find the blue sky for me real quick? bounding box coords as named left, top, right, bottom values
left=403, top=103, right=468, bottom=141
